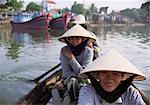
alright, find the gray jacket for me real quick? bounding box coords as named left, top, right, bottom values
left=60, top=46, right=93, bottom=83
left=78, top=84, right=146, bottom=105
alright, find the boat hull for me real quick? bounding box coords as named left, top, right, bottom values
left=16, top=69, right=63, bottom=105
left=49, top=14, right=70, bottom=30
left=10, top=15, right=50, bottom=30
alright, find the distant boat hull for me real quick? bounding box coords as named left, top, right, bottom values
left=49, top=14, right=70, bottom=31
left=10, top=15, right=50, bottom=30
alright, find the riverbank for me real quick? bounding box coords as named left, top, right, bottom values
left=90, top=22, right=148, bottom=27
left=0, top=19, right=149, bottom=30
left=0, top=19, right=11, bottom=29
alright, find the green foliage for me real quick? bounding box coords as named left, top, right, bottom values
left=26, top=2, right=42, bottom=11
left=71, top=2, right=85, bottom=14
left=7, top=0, right=23, bottom=11
left=141, top=2, right=150, bottom=18
left=121, top=8, right=140, bottom=20
left=84, top=9, right=90, bottom=17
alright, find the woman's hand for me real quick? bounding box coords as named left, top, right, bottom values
left=87, top=41, right=93, bottom=48
left=61, top=46, right=74, bottom=60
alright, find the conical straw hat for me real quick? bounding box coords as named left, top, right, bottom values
left=79, top=49, right=146, bottom=81
left=58, top=24, right=96, bottom=42
left=72, top=14, right=87, bottom=24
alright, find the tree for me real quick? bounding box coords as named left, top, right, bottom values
left=71, top=2, right=85, bottom=14
left=141, top=2, right=150, bottom=23
left=84, top=9, right=90, bottom=17
left=7, top=0, right=23, bottom=11
left=121, top=8, right=140, bottom=22
left=26, top=2, right=42, bottom=11
left=89, top=3, right=97, bottom=13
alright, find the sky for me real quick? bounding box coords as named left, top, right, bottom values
left=24, top=0, right=148, bottom=13
left=1, top=0, right=148, bottom=13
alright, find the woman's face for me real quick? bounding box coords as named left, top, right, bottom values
left=67, top=36, right=83, bottom=46
left=98, top=71, right=123, bottom=92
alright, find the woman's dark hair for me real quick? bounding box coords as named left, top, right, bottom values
left=80, top=24, right=87, bottom=30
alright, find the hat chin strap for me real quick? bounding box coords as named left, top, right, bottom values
left=88, top=73, right=136, bottom=103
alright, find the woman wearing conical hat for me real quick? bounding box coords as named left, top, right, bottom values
left=78, top=49, right=147, bottom=105
left=58, top=24, right=96, bottom=103
left=69, top=14, right=101, bottom=60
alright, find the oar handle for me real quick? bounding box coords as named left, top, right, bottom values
left=34, top=63, right=61, bottom=83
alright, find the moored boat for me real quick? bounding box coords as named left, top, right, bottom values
left=49, top=13, right=71, bottom=31
left=10, top=12, right=50, bottom=30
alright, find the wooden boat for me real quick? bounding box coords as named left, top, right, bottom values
left=16, top=69, right=64, bottom=105
left=16, top=65, right=150, bottom=105
left=49, top=13, right=70, bottom=31
left=10, top=13, right=50, bottom=30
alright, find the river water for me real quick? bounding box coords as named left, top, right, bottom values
left=0, top=25, right=150, bottom=104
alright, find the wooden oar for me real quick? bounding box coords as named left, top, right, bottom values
left=33, top=63, right=61, bottom=83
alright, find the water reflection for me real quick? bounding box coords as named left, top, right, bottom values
left=0, top=27, right=12, bottom=46
left=0, top=28, right=51, bottom=61
left=5, top=41, right=22, bottom=61
left=11, top=29, right=51, bottom=44
left=91, top=25, right=150, bottom=46
left=50, top=29, right=66, bottom=37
